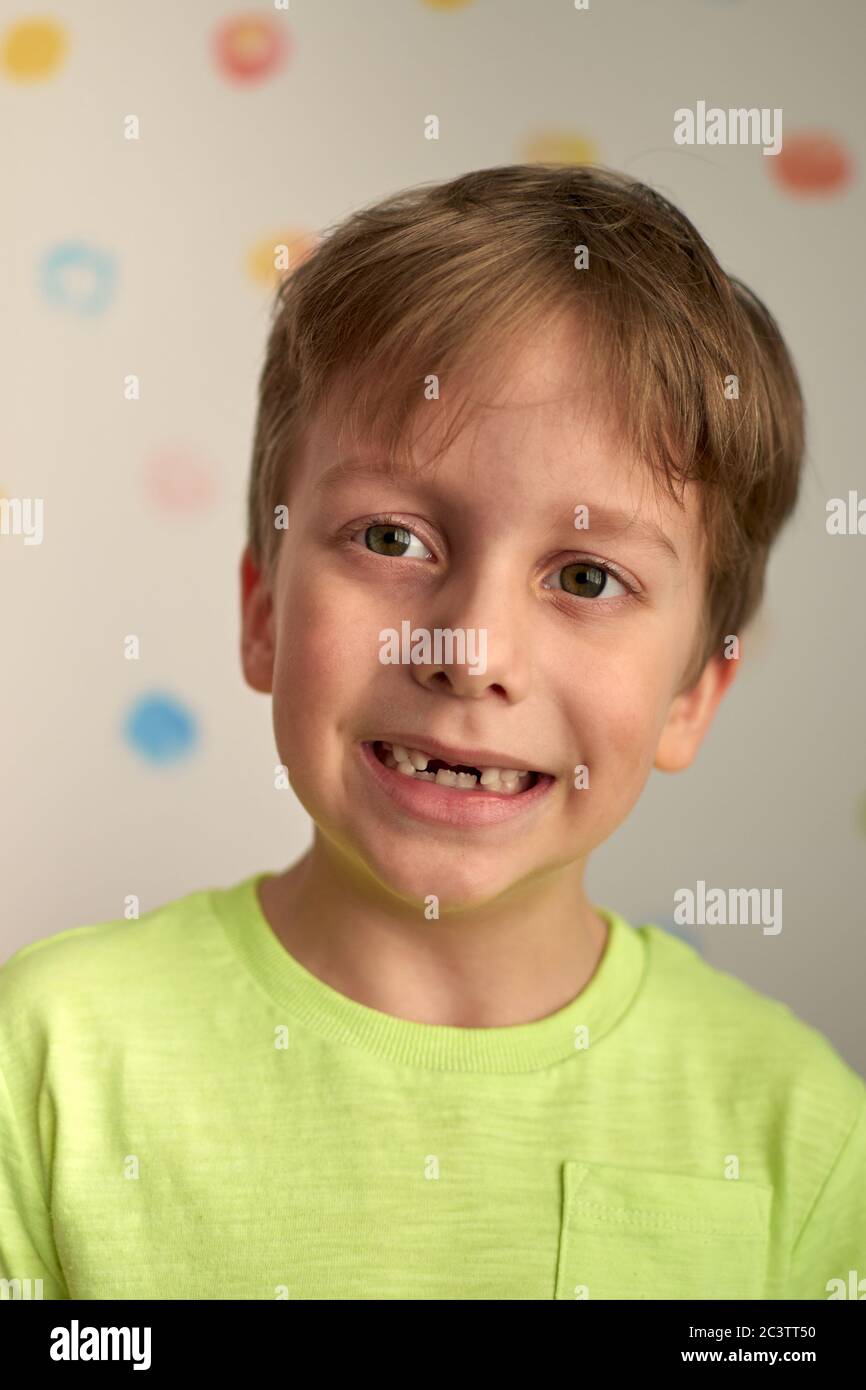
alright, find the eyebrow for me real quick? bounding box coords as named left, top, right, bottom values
left=313, top=456, right=680, bottom=564
left=570, top=504, right=681, bottom=564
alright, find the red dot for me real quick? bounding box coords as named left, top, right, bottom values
left=770, top=131, right=854, bottom=195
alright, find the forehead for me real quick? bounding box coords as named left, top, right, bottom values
left=296, top=315, right=705, bottom=568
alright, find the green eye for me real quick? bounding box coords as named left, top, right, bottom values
left=358, top=517, right=432, bottom=560
left=550, top=561, right=628, bottom=600
left=561, top=563, right=606, bottom=598
left=365, top=522, right=412, bottom=556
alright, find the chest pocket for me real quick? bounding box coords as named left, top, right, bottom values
left=554, top=1160, right=772, bottom=1300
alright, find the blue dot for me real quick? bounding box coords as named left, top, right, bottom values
left=123, top=692, right=199, bottom=765
left=39, top=240, right=117, bottom=316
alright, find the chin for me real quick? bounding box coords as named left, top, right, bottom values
left=355, top=834, right=520, bottom=913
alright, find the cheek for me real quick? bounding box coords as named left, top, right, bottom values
left=558, top=640, right=670, bottom=770
left=566, top=661, right=664, bottom=839
left=270, top=561, right=381, bottom=741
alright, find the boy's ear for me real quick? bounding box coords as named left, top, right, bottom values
left=240, top=545, right=276, bottom=695
left=654, top=649, right=740, bottom=774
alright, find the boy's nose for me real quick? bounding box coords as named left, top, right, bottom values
left=408, top=615, right=531, bottom=703
left=418, top=663, right=508, bottom=701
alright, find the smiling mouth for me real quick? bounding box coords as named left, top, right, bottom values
left=371, top=740, right=541, bottom=796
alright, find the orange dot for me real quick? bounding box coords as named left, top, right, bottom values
left=770, top=131, right=854, bottom=195
left=1, top=18, right=68, bottom=80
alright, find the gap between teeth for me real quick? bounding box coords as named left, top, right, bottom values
left=380, top=742, right=531, bottom=794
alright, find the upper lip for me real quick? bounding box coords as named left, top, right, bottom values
left=370, top=734, right=552, bottom=775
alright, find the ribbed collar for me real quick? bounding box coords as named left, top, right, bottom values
left=210, top=871, right=646, bottom=1074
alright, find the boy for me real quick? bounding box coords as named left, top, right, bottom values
left=1, top=164, right=864, bottom=1301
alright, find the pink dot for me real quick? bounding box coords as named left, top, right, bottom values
left=145, top=450, right=217, bottom=514
left=212, top=13, right=290, bottom=84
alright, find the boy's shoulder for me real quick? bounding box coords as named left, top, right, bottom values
left=633, top=919, right=866, bottom=1113
left=0, top=882, right=223, bottom=1028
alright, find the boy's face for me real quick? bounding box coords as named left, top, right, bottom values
left=242, top=316, right=737, bottom=908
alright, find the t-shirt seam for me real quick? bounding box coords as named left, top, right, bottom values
left=0, top=1046, right=53, bottom=1215
left=208, top=885, right=649, bottom=1074
left=788, top=1089, right=866, bottom=1261
left=2, top=920, right=118, bottom=970
left=0, top=1048, right=71, bottom=1297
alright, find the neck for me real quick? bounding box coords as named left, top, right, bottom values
left=257, top=833, right=609, bottom=1028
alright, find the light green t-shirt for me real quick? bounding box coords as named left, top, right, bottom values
left=1, top=871, right=864, bottom=1301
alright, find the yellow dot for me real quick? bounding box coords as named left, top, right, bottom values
left=521, top=132, right=599, bottom=166
left=421, top=0, right=475, bottom=9
left=246, top=231, right=317, bottom=289
left=1, top=18, right=68, bottom=80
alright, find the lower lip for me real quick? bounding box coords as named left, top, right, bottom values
left=358, top=741, right=557, bottom=828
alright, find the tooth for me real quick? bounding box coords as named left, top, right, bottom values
left=435, top=768, right=458, bottom=786
left=379, top=739, right=534, bottom=791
